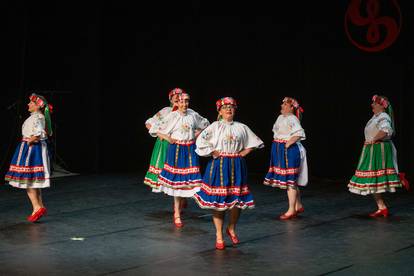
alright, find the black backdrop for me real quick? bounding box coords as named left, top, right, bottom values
left=3, top=1, right=413, bottom=182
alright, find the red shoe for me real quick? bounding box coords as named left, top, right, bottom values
left=296, top=207, right=305, bottom=214
left=279, top=212, right=297, bottom=220
left=27, top=214, right=34, bottom=222
left=226, top=228, right=240, bottom=245
left=369, top=208, right=389, bottom=218
left=173, top=216, right=183, bottom=228
left=28, top=207, right=47, bottom=222
left=215, top=240, right=225, bottom=250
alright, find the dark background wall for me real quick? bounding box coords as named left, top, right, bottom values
left=3, top=1, right=413, bottom=182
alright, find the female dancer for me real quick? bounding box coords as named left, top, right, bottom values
left=348, top=95, right=409, bottom=217
left=144, top=88, right=183, bottom=190
left=263, top=97, right=308, bottom=220
left=149, top=92, right=209, bottom=227
left=5, top=93, right=53, bottom=222
left=193, top=97, right=264, bottom=249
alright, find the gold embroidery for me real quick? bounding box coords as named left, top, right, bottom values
left=188, top=145, right=192, bottom=167
left=175, top=144, right=180, bottom=166
left=209, top=159, right=215, bottom=184
left=231, top=158, right=235, bottom=186
left=220, top=158, right=223, bottom=187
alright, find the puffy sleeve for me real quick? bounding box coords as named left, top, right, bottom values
left=242, top=124, right=264, bottom=149
left=195, top=123, right=217, bottom=156
left=32, top=114, right=46, bottom=137
left=271, top=119, right=278, bottom=136
left=193, top=112, right=210, bottom=130
left=145, top=107, right=171, bottom=126
left=272, top=115, right=283, bottom=136
left=148, top=111, right=177, bottom=137
left=377, top=114, right=393, bottom=136
left=288, top=116, right=306, bottom=140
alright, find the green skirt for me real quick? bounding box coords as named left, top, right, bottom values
left=348, top=141, right=402, bottom=195
left=144, top=138, right=169, bottom=189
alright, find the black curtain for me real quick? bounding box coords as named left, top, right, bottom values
left=3, top=1, right=413, bottom=183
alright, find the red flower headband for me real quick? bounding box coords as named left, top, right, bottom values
left=372, top=95, right=389, bottom=109
left=216, top=97, right=237, bottom=111
left=29, top=93, right=54, bottom=135
left=168, top=88, right=184, bottom=100
left=283, top=97, right=304, bottom=119
left=29, top=93, right=53, bottom=113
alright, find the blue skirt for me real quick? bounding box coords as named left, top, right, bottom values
left=5, top=139, right=51, bottom=189
left=193, top=155, right=254, bottom=211
left=264, top=140, right=301, bottom=189
left=157, top=142, right=202, bottom=197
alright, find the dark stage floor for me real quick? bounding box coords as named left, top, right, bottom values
left=1, top=173, right=413, bottom=275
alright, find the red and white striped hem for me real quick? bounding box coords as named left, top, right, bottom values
left=163, top=164, right=200, bottom=175
left=267, top=166, right=299, bottom=175
left=264, top=179, right=297, bottom=188
left=354, top=168, right=397, bottom=178
left=193, top=194, right=255, bottom=211
left=200, top=182, right=251, bottom=196
left=158, top=175, right=202, bottom=189
left=148, top=166, right=162, bottom=175
left=8, top=165, right=44, bottom=173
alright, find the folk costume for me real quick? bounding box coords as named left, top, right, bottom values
left=348, top=95, right=409, bottom=195
left=193, top=97, right=264, bottom=210
left=264, top=97, right=308, bottom=189
left=5, top=94, right=53, bottom=189
left=144, top=88, right=183, bottom=191
left=149, top=93, right=210, bottom=197
left=5, top=93, right=53, bottom=222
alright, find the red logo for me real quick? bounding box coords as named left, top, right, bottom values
left=345, top=0, right=402, bottom=52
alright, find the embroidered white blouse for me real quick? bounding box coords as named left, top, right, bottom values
left=364, top=112, right=393, bottom=142
left=145, top=106, right=172, bottom=127
left=272, top=114, right=306, bottom=141
left=195, top=120, right=264, bottom=157
left=149, top=109, right=210, bottom=141
left=22, top=112, right=47, bottom=139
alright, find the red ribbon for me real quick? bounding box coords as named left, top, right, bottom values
left=295, top=106, right=304, bottom=119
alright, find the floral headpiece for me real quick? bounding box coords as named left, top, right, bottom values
left=283, top=97, right=304, bottom=120
left=216, top=97, right=237, bottom=111
left=372, top=94, right=395, bottom=134
left=168, top=88, right=184, bottom=100
left=372, top=94, right=389, bottom=109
